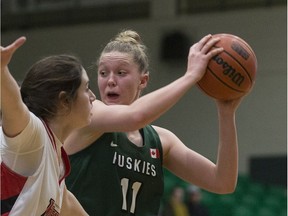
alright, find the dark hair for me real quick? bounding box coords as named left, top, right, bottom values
left=99, top=30, right=149, bottom=73
left=20, top=54, right=83, bottom=120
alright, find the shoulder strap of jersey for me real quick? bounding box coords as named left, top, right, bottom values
left=41, top=119, right=71, bottom=184
left=41, top=119, right=57, bottom=151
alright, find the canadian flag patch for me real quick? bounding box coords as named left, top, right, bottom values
left=150, top=148, right=160, bottom=159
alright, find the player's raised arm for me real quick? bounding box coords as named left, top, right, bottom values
left=1, top=37, right=30, bottom=137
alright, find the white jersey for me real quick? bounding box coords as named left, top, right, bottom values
left=1, top=112, right=70, bottom=216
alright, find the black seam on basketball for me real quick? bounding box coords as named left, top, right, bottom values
left=224, top=50, right=253, bottom=83
left=213, top=45, right=253, bottom=83
left=207, top=67, right=245, bottom=93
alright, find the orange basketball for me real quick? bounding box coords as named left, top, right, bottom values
left=197, top=33, right=257, bottom=100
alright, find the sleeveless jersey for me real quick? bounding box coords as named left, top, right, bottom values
left=66, top=125, right=163, bottom=216
left=1, top=113, right=70, bottom=216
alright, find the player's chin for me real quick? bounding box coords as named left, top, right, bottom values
left=86, top=114, right=93, bottom=125
left=79, top=115, right=93, bottom=129
left=104, top=97, right=122, bottom=105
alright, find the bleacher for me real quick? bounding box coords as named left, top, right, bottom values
left=162, top=169, right=287, bottom=216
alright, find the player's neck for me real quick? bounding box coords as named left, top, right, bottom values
left=125, top=130, right=143, bottom=147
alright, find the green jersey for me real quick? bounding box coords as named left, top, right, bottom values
left=66, top=125, right=164, bottom=216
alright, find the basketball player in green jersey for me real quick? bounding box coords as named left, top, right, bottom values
left=64, top=30, right=243, bottom=215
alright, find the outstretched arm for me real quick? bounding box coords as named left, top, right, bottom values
left=161, top=97, right=243, bottom=194
left=64, top=35, right=224, bottom=153
left=1, top=37, right=29, bottom=137
left=91, top=35, right=223, bottom=132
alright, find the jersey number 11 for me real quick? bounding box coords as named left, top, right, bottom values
left=121, top=178, right=142, bottom=214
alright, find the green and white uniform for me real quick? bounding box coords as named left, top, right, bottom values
left=66, top=125, right=164, bottom=216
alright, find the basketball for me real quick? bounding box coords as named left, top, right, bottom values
left=197, top=33, right=257, bottom=100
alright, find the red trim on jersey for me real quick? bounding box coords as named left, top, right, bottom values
left=41, top=119, right=57, bottom=150
left=41, top=120, right=71, bottom=185
left=1, top=162, right=27, bottom=199
left=1, top=162, right=28, bottom=215
left=1, top=119, right=70, bottom=215
left=59, top=147, right=71, bottom=184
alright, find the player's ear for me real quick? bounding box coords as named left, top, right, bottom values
left=139, top=72, right=149, bottom=90
left=58, top=91, right=71, bottom=111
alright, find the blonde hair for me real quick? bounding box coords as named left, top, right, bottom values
left=99, top=30, right=149, bottom=73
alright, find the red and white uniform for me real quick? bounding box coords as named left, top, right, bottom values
left=1, top=113, right=70, bottom=216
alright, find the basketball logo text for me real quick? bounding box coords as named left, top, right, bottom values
left=231, top=42, right=250, bottom=60
left=212, top=55, right=245, bottom=87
